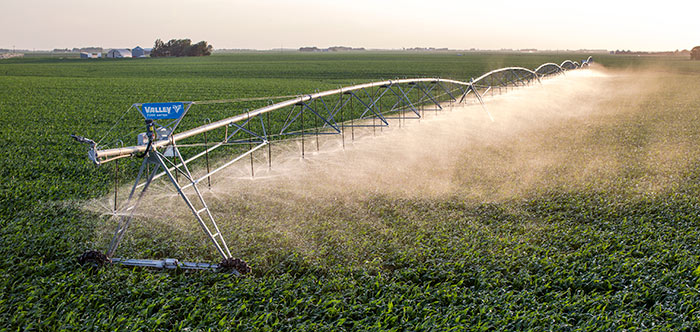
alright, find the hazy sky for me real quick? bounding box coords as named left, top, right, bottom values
left=1, top=0, right=698, bottom=51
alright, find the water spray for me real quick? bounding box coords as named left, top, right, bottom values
left=72, top=57, right=593, bottom=273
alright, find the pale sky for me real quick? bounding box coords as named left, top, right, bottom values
left=1, top=0, right=698, bottom=51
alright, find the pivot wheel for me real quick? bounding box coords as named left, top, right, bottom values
left=78, top=250, right=110, bottom=266
left=219, top=257, right=251, bottom=275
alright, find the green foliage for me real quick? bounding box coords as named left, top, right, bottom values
left=1, top=53, right=700, bottom=330
left=151, top=38, right=213, bottom=57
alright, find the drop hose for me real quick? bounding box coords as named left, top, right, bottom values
left=135, top=119, right=156, bottom=158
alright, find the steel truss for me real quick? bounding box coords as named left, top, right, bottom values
left=75, top=57, right=593, bottom=272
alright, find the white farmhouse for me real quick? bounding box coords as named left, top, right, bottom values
left=106, top=49, right=132, bottom=58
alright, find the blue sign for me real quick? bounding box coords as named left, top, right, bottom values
left=141, top=102, right=186, bottom=120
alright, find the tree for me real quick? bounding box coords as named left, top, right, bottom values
left=151, top=39, right=166, bottom=57
left=151, top=39, right=213, bottom=57
left=692, top=46, right=700, bottom=61
left=187, top=41, right=213, bottom=56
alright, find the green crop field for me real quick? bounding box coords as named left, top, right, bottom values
left=1, top=52, right=700, bottom=330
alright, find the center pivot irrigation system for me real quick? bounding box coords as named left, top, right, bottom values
left=72, top=57, right=592, bottom=274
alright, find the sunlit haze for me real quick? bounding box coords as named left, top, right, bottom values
left=1, top=0, right=699, bottom=51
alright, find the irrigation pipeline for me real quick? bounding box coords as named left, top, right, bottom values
left=73, top=57, right=592, bottom=272
left=85, top=58, right=591, bottom=165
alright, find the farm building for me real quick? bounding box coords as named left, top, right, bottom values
left=131, top=46, right=151, bottom=58
left=106, top=49, right=132, bottom=58
left=0, top=53, right=23, bottom=59
left=80, top=52, right=101, bottom=59
left=692, top=46, right=700, bottom=60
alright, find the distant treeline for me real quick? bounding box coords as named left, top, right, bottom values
left=611, top=49, right=691, bottom=56
left=299, top=46, right=365, bottom=52
left=53, top=47, right=103, bottom=53
left=151, top=39, right=213, bottom=57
